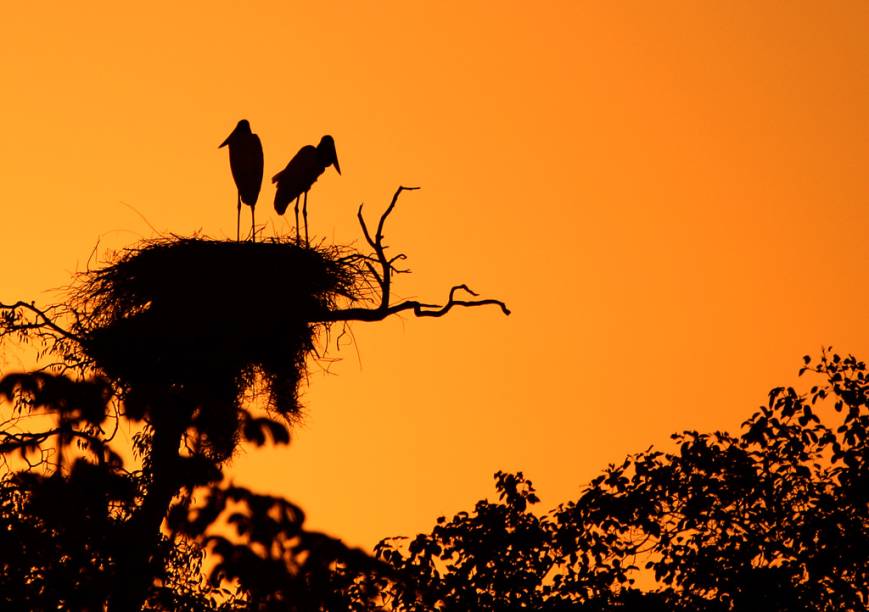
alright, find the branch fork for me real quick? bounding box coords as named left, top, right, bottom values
left=325, top=186, right=510, bottom=322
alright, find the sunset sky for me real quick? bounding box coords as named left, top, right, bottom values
left=2, top=2, right=868, bottom=549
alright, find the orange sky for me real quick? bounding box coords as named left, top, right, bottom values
left=2, top=2, right=868, bottom=549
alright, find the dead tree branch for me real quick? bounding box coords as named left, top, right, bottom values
left=324, top=186, right=511, bottom=322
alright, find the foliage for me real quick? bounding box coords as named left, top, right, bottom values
left=0, top=371, right=225, bottom=610
left=0, top=313, right=865, bottom=611
left=0, top=236, right=390, bottom=610
left=372, top=351, right=867, bottom=611
left=0, top=190, right=507, bottom=610
left=0, top=331, right=864, bottom=611
left=0, top=190, right=861, bottom=608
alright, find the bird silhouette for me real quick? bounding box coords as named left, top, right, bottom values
left=220, top=120, right=264, bottom=242
left=273, top=135, right=341, bottom=245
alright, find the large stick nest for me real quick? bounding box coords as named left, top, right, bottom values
left=73, top=237, right=365, bottom=418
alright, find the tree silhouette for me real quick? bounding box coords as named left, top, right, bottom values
left=367, top=351, right=867, bottom=611
left=0, top=186, right=508, bottom=611
left=1, top=189, right=865, bottom=610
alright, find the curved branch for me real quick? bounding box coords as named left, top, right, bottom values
left=0, top=300, right=82, bottom=343
left=324, top=284, right=511, bottom=322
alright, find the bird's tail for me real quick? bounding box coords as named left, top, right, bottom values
left=274, top=189, right=290, bottom=215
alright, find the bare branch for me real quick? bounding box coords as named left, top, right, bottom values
left=355, top=186, right=422, bottom=312
left=356, top=204, right=377, bottom=251
left=324, top=284, right=510, bottom=322
left=376, top=186, right=420, bottom=244
left=331, top=187, right=510, bottom=323
left=364, top=261, right=384, bottom=290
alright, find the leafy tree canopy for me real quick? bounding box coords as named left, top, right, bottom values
left=371, top=351, right=867, bottom=611
left=0, top=217, right=864, bottom=609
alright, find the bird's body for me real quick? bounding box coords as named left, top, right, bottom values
left=273, top=145, right=323, bottom=215
left=273, top=135, right=341, bottom=244
left=220, top=120, right=264, bottom=241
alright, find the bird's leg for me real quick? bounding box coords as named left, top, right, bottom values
left=303, top=191, right=309, bottom=246
left=251, top=205, right=256, bottom=243
left=236, top=194, right=241, bottom=242
left=294, top=197, right=301, bottom=243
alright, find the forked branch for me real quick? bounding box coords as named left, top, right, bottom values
left=325, top=186, right=510, bottom=322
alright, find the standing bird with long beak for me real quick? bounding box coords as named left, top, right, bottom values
left=220, top=119, right=264, bottom=242
left=273, top=135, right=341, bottom=245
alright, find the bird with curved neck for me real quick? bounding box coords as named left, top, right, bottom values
left=220, top=119, right=264, bottom=242
left=273, top=135, right=341, bottom=245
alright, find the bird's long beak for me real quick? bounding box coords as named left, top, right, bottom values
left=333, top=155, right=342, bottom=175
left=219, top=134, right=231, bottom=148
